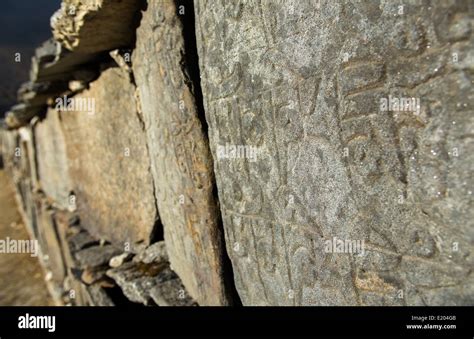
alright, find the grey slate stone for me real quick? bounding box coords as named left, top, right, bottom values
left=75, top=245, right=121, bottom=268
left=106, top=261, right=163, bottom=305
left=106, top=261, right=195, bottom=306
left=195, top=0, right=474, bottom=305
left=30, top=38, right=100, bottom=83
left=51, top=0, right=143, bottom=54
left=149, top=278, right=196, bottom=307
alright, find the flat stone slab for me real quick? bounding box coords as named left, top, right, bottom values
left=107, top=260, right=195, bottom=306
left=60, top=67, right=159, bottom=246
left=75, top=244, right=121, bottom=268
left=5, top=103, right=45, bottom=129
left=195, top=0, right=474, bottom=305
left=51, top=0, right=143, bottom=54
left=30, top=38, right=100, bottom=83
left=132, top=0, right=229, bottom=306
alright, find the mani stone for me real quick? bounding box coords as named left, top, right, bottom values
left=60, top=67, right=159, bottom=246
left=35, top=108, right=72, bottom=210
left=51, top=0, right=143, bottom=54
left=132, top=0, right=229, bottom=305
left=195, top=1, right=474, bottom=305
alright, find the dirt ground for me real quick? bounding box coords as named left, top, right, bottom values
left=0, top=169, right=53, bottom=305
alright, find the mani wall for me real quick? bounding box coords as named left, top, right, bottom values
left=1, top=0, right=473, bottom=306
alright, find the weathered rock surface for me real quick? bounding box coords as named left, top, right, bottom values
left=106, top=261, right=164, bottom=305
left=132, top=0, right=229, bottom=305
left=2, top=0, right=473, bottom=308
left=195, top=0, right=474, bottom=305
left=60, top=67, right=158, bottom=246
left=5, top=38, right=102, bottom=129
left=4, top=104, right=45, bottom=129
left=54, top=211, right=120, bottom=305
left=51, top=0, right=143, bottom=54
left=107, top=241, right=195, bottom=306
left=132, top=241, right=168, bottom=265
left=35, top=108, right=72, bottom=209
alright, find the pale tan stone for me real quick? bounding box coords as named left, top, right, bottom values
left=60, top=67, right=158, bottom=246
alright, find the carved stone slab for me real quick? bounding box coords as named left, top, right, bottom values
left=60, top=67, right=159, bottom=247
left=195, top=0, right=474, bottom=305
left=132, top=0, right=229, bottom=305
